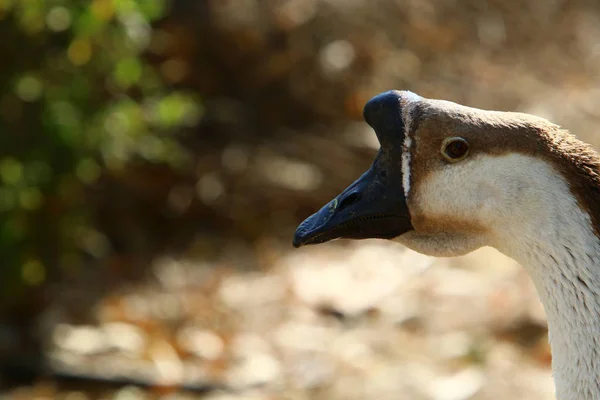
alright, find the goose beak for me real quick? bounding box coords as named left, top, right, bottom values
left=292, top=157, right=412, bottom=247
left=293, top=90, right=415, bottom=248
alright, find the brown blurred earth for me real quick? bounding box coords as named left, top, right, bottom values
left=5, top=0, right=600, bottom=399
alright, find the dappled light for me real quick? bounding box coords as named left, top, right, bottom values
left=1, top=0, right=600, bottom=399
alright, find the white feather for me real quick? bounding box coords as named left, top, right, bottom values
left=400, top=153, right=600, bottom=399
left=400, top=95, right=417, bottom=198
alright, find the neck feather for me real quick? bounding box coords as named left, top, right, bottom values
left=522, top=229, right=600, bottom=400
left=495, top=153, right=600, bottom=400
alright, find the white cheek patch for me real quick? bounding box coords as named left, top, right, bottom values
left=401, top=98, right=417, bottom=198
left=401, top=135, right=412, bottom=198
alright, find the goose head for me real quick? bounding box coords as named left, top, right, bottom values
left=293, top=90, right=600, bottom=259
left=294, top=90, right=600, bottom=399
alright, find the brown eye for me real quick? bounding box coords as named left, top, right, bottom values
left=441, top=137, right=470, bottom=162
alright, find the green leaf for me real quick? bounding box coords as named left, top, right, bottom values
left=137, top=0, right=166, bottom=21
left=76, top=158, right=101, bottom=184
left=22, top=259, right=46, bottom=286
left=153, top=93, right=202, bottom=129
left=16, top=75, right=43, bottom=102
left=0, top=158, right=23, bottom=185
left=114, top=57, right=143, bottom=88
left=19, top=187, right=43, bottom=211
left=74, top=9, right=103, bottom=37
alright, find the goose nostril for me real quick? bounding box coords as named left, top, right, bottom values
left=338, top=192, right=361, bottom=211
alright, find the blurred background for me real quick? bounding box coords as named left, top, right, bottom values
left=1, top=0, right=600, bottom=398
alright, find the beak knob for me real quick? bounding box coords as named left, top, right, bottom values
left=363, top=90, right=419, bottom=149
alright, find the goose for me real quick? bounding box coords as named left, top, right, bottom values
left=293, top=90, right=600, bottom=400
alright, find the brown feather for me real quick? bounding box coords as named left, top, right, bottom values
left=406, top=96, right=600, bottom=238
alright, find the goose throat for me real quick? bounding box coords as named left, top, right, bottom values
left=490, top=156, right=600, bottom=400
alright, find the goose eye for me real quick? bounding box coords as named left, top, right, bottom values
left=441, top=137, right=470, bottom=162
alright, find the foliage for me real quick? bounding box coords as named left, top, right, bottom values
left=0, top=0, right=201, bottom=298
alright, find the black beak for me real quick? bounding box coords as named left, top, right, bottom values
left=293, top=90, right=415, bottom=247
